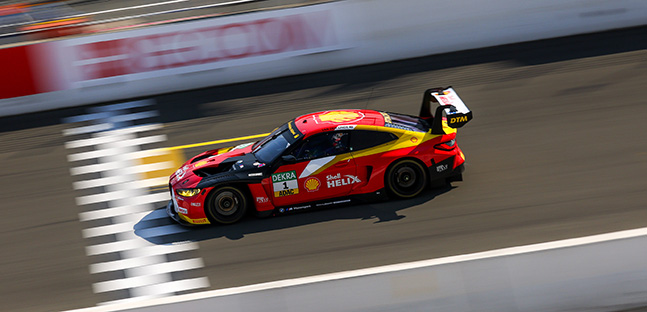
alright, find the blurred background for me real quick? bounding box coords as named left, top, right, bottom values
left=0, top=0, right=646, bottom=311
left=0, top=0, right=322, bottom=44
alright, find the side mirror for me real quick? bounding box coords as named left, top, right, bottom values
left=281, top=155, right=297, bottom=163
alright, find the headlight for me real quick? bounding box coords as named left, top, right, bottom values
left=176, top=188, right=201, bottom=197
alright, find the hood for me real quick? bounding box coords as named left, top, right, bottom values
left=169, top=142, right=266, bottom=188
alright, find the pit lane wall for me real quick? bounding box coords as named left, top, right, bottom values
left=71, top=228, right=647, bottom=312
left=1, top=0, right=646, bottom=117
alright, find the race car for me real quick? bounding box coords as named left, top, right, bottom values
left=167, top=87, right=472, bottom=225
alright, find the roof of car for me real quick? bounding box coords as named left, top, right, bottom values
left=293, top=109, right=386, bottom=134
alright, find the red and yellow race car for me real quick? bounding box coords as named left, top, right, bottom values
left=167, top=87, right=472, bottom=225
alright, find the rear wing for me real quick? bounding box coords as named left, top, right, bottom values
left=419, top=87, right=473, bottom=134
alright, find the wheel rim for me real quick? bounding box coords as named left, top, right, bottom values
left=390, top=162, right=425, bottom=197
left=395, top=166, right=417, bottom=188
left=214, top=191, right=238, bottom=216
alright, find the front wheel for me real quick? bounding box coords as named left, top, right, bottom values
left=385, top=159, right=428, bottom=198
left=205, top=186, right=248, bottom=224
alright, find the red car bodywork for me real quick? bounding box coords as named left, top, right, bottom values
left=168, top=87, right=472, bottom=225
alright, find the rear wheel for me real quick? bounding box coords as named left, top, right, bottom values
left=205, top=186, right=248, bottom=224
left=385, top=159, right=428, bottom=198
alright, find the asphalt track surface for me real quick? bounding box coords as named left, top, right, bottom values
left=1, top=26, right=646, bottom=311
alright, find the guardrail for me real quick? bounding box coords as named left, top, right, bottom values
left=0, top=0, right=646, bottom=117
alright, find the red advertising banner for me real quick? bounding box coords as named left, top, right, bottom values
left=69, top=10, right=338, bottom=82
left=0, top=46, right=38, bottom=99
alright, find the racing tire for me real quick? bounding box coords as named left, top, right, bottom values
left=385, top=159, right=428, bottom=199
left=205, top=186, right=248, bottom=224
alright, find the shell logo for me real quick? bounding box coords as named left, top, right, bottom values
left=304, top=177, right=321, bottom=192
left=317, top=111, right=364, bottom=123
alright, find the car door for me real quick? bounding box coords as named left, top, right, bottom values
left=269, top=131, right=357, bottom=207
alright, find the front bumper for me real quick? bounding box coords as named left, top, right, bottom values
left=166, top=200, right=195, bottom=227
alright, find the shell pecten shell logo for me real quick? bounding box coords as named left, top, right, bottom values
left=317, top=111, right=364, bottom=123
left=304, top=177, right=321, bottom=192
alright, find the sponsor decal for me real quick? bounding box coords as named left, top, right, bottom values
left=449, top=115, right=468, bottom=123
left=436, top=164, right=449, bottom=172
left=380, top=112, right=392, bottom=124
left=272, top=170, right=299, bottom=197
left=280, top=204, right=312, bottom=213
left=216, top=146, right=233, bottom=154
left=304, top=177, right=321, bottom=192
left=299, top=155, right=335, bottom=178
left=291, top=204, right=311, bottom=211
left=326, top=173, right=361, bottom=188
left=410, top=137, right=418, bottom=143
left=248, top=172, right=263, bottom=177
left=253, top=162, right=266, bottom=168
left=288, top=121, right=300, bottom=139
left=438, top=95, right=452, bottom=105
left=194, top=160, right=208, bottom=168
left=317, top=111, right=364, bottom=123
left=231, top=142, right=254, bottom=151
left=236, top=159, right=244, bottom=169
left=335, top=125, right=356, bottom=131
left=315, top=199, right=351, bottom=207
left=192, top=218, right=209, bottom=224
left=190, top=202, right=201, bottom=207
left=174, top=168, right=185, bottom=180
left=177, top=207, right=189, bottom=214
left=256, top=197, right=269, bottom=204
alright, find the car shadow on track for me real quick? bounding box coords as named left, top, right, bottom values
left=135, top=185, right=455, bottom=244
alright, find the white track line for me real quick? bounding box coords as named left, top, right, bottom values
left=125, top=259, right=205, bottom=276
left=66, top=135, right=125, bottom=149
left=66, top=132, right=164, bottom=150
left=63, top=112, right=115, bottom=124
left=71, top=160, right=173, bottom=177
left=78, top=205, right=155, bottom=222
left=93, top=274, right=171, bottom=293
left=68, top=147, right=167, bottom=162
left=63, top=123, right=114, bottom=136
left=93, top=124, right=163, bottom=136
left=131, top=277, right=210, bottom=297
left=90, top=256, right=167, bottom=274
left=89, top=100, right=154, bottom=113
left=109, top=135, right=168, bottom=148
left=67, top=227, right=647, bottom=312
left=105, top=111, right=159, bottom=124
left=74, top=177, right=168, bottom=191
left=119, top=243, right=199, bottom=259
left=86, top=240, right=145, bottom=256
left=82, top=222, right=139, bottom=238
left=70, top=162, right=124, bottom=175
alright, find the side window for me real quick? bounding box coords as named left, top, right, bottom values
left=350, top=130, right=398, bottom=151
left=290, top=132, right=350, bottom=160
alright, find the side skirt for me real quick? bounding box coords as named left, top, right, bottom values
left=272, top=190, right=388, bottom=216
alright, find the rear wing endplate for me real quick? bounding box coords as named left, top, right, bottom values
left=419, top=87, right=473, bottom=134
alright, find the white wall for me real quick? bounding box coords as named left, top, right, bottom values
left=1, top=0, right=646, bottom=116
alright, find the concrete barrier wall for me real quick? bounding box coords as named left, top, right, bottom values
left=1, top=0, right=646, bottom=116
left=69, top=228, right=647, bottom=312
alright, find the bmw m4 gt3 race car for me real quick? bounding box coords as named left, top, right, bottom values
left=167, top=87, right=472, bottom=225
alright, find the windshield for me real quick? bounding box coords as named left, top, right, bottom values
left=253, top=130, right=293, bottom=163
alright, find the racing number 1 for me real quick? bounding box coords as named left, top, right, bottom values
left=283, top=182, right=288, bottom=190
